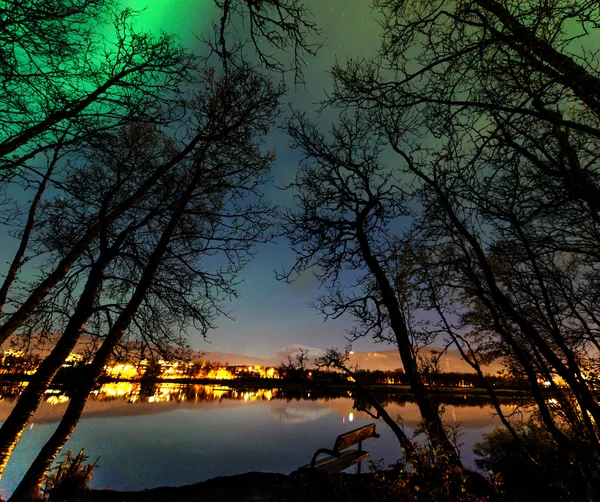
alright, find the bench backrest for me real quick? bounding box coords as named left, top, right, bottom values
left=333, top=423, right=377, bottom=452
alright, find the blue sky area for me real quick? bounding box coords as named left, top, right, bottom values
left=148, top=0, right=390, bottom=357
left=3, top=0, right=396, bottom=359
left=200, top=0, right=386, bottom=357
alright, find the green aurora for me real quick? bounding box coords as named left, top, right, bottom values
left=107, top=0, right=216, bottom=46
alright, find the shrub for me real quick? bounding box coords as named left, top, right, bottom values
left=474, top=420, right=588, bottom=501
left=374, top=422, right=491, bottom=502
left=42, top=448, right=99, bottom=500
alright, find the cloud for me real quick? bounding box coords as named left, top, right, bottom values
left=269, top=402, right=333, bottom=424
left=273, top=344, right=325, bottom=361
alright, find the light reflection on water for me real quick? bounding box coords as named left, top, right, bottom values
left=0, top=383, right=523, bottom=497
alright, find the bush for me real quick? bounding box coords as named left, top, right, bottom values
left=371, top=422, right=492, bottom=502
left=474, top=421, right=589, bottom=501
left=42, top=448, right=99, bottom=500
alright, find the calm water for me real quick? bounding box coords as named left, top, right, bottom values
left=0, top=383, right=520, bottom=497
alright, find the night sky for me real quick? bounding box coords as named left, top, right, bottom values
left=115, top=0, right=384, bottom=358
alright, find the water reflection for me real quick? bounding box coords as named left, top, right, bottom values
left=0, top=382, right=526, bottom=431
left=0, top=382, right=527, bottom=497
left=99, top=382, right=278, bottom=403
left=0, top=381, right=522, bottom=408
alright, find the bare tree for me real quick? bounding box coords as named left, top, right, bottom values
left=0, top=1, right=205, bottom=344
left=281, top=111, right=461, bottom=466
left=9, top=97, right=278, bottom=499
left=278, top=348, right=309, bottom=379
left=400, top=146, right=600, bottom=490
left=0, top=0, right=321, bottom=496
left=0, top=65, right=282, bottom=481
left=211, top=0, right=322, bottom=84
left=323, top=0, right=600, bottom=492
left=329, top=0, right=600, bottom=215
left=0, top=60, right=280, bottom=348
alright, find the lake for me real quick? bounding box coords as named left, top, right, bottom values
left=0, top=383, right=521, bottom=497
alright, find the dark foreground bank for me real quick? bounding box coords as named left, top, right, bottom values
left=41, top=470, right=493, bottom=502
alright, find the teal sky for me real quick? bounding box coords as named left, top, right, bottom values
left=0, top=0, right=387, bottom=360
left=117, top=0, right=384, bottom=358
left=11, top=2, right=596, bottom=360
left=208, top=0, right=384, bottom=358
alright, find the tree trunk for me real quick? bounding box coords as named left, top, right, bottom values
left=475, top=0, right=600, bottom=117
left=0, top=270, right=108, bottom=479
left=0, top=228, right=127, bottom=479
left=9, top=331, right=119, bottom=501
left=354, top=218, right=462, bottom=467
left=9, top=154, right=206, bottom=497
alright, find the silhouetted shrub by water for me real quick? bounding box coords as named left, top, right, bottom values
left=368, top=421, right=492, bottom=502
left=475, top=420, right=594, bottom=501
left=42, top=449, right=99, bottom=501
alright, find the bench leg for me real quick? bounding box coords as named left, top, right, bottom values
left=358, top=440, right=362, bottom=475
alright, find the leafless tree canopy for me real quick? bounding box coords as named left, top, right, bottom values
left=281, top=0, right=600, bottom=494
left=0, top=0, right=300, bottom=491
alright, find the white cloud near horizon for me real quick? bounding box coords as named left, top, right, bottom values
left=273, top=344, right=326, bottom=361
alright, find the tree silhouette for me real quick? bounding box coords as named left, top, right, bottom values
left=324, top=0, right=600, bottom=492
left=281, top=111, right=462, bottom=467
left=0, top=64, right=281, bottom=484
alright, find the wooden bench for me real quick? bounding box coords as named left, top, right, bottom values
left=297, top=423, right=380, bottom=476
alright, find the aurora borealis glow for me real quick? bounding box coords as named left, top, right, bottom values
left=2, top=0, right=383, bottom=359
left=127, top=0, right=381, bottom=358
left=116, top=0, right=216, bottom=45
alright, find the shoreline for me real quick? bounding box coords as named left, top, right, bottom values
left=51, top=469, right=495, bottom=502
left=0, top=374, right=527, bottom=397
